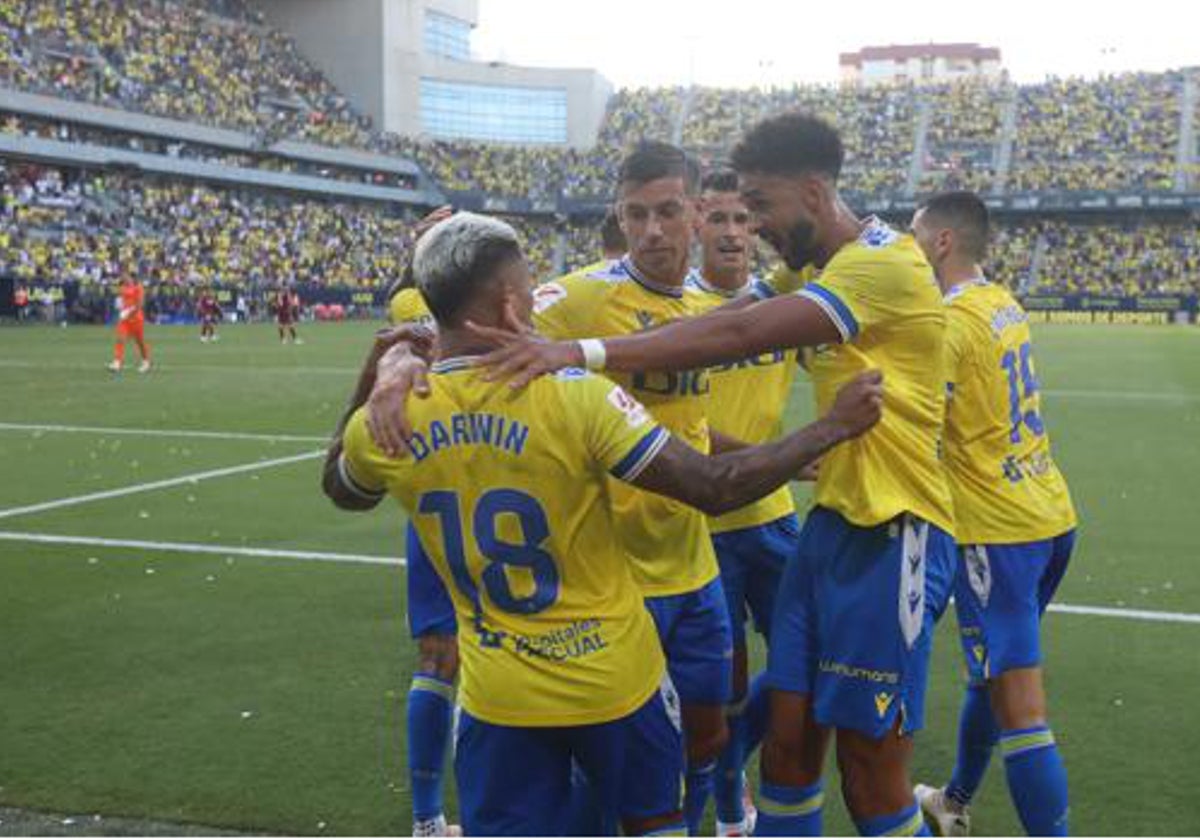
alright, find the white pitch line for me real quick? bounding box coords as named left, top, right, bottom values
left=0, top=450, right=323, bottom=520
left=0, top=359, right=360, bottom=375
left=0, top=530, right=402, bottom=566
left=0, top=421, right=327, bottom=444
left=2, top=360, right=1198, bottom=402
left=1047, top=603, right=1200, bottom=625
left=0, top=529, right=1197, bottom=627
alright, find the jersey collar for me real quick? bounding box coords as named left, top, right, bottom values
left=692, top=273, right=755, bottom=300
left=944, top=276, right=990, bottom=302
left=620, top=255, right=688, bottom=299
left=430, top=356, right=477, bottom=374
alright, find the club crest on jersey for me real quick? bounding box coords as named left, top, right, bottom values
left=860, top=222, right=898, bottom=249
left=635, top=311, right=656, bottom=331
left=532, top=281, right=567, bottom=314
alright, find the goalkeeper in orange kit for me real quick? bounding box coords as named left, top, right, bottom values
left=108, top=274, right=151, bottom=373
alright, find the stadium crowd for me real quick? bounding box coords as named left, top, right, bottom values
left=2, top=0, right=1195, bottom=201
left=0, top=160, right=576, bottom=300
left=0, top=0, right=1197, bottom=303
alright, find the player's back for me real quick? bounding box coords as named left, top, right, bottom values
left=340, top=360, right=667, bottom=727
left=799, top=220, right=954, bottom=533
left=943, top=281, right=1076, bottom=543
left=532, top=258, right=719, bottom=596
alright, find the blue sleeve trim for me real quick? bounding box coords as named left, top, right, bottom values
left=798, top=282, right=859, bottom=341
left=610, top=426, right=671, bottom=482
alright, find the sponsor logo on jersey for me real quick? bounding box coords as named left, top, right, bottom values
left=532, top=281, right=567, bottom=314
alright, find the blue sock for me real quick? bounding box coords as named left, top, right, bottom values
left=407, top=673, right=454, bottom=822
left=714, top=703, right=748, bottom=824
left=684, top=760, right=717, bottom=835
left=1001, top=725, right=1069, bottom=836
left=855, top=802, right=929, bottom=836
left=754, top=780, right=823, bottom=836
left=946, top=683, right=999, bottom=806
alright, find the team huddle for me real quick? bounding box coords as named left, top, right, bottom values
left=322, top=112, right=1077, bottom=837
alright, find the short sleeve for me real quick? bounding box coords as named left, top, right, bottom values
left=568, top=373, right=670, bottom=482
left=337, top=408, right=392, bottom=502
left=532, top=275, right=601, bottom=340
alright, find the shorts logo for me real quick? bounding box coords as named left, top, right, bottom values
left=899, top=516, right=928, bottom=650
left=532, top=282, right=567, bottom=314
left=964, top=545, right=992, bottom=608
left=660, top=674, right=683, bottom=733
left=972, top=644, right=986, bottom=664
left=874, top=692, right=894, bottom=719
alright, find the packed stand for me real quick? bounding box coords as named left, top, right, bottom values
left=918, top=79, right=1006, bottom=195
left=1010, top=73, right=1182, bottom=192
left=680, top=83, right=918, bottom=196
left=0, top=160, right=417, bottom=292
left=0, top=110, right=418, bottom=188
left=1029, top=220, right=1200, bottom=295
left=0, top=0, right=370, bottom=147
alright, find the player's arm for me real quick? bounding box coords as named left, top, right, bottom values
left=322, top=325, right=434, bottom=509
left=466, top=293, right=843, bottom=389
left=628, top=371, right=882, bottom=516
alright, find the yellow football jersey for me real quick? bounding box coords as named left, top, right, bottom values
left=388, top=287, right=434, bottom=328
left=796, top=219, right=955, bottom=534
left=533, top=257, right=719, bottom=597
left=943, top=280, right=1077, bottom=543
left=340, top=361, right=668, bottom=727
left=690, top=275, right=799, bottom=533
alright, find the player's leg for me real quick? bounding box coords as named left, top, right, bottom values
left=405, top=526, right=461, bottom=837
left=575, top=676, right=686, bottom=837
left=110, top=323, right=127, bottom=370
left=453, top=712, right=571, bottom=835
left=711, top=528, right=753, bottom=834
left=915, top=546, right=998, bottom=836
left=808, top=511, right=955, bottom=836
left=133, top=323, right=151, bottom=371
left=714, top=515, right=797, bottom=835
left=986, top=533, right=1076, bottom=836
left=644, top=580, right=733, bottom=835
left=755, top=511, right=833, bottom=836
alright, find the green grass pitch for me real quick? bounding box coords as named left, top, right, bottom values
left=1, top=321, right=1198, bottom=835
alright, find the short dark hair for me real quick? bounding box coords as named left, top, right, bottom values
left=919, top=191, right=990, bottom=262
left=414, top=213, right=522, bottom=327
left=600, top=208, right=626, bottom=254
left=700, top=167, right=739, bottom=193
left=731, top=112, right=844, bottom=181
left=618, top=141, right=700, bottom=193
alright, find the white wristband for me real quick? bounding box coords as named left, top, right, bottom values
left=578, top=339, right=607, bottom=371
